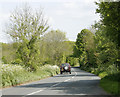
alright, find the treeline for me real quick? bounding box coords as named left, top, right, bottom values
left=73, top=1, right=119, bottom=75
left=73, top=1, right=119, bottom=95
left=1, top=4, right=80, bottom=72
left=1, top=31, right=75, bottom=71
left=73, top=27, right=119, bottom=74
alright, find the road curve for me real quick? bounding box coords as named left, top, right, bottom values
left=2, top=67, right=109, bottom=96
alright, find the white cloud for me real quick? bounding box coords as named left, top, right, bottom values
left=63, top=2, right=78, bottom=9
left=0, top=0, right=76, bottom=3
left=56, top=10, right=65, bottom=15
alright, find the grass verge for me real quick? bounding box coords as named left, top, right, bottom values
left=99, top=72, right=120, bottom=96
left=1, top=64, right=60, bottom=88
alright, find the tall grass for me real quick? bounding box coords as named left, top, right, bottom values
left=1, top=64, right=59, bottom=88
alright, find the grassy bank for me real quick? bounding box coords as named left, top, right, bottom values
left=99, top=72, right=120, bottom=95
left=1, top=64, right=59, bottom=88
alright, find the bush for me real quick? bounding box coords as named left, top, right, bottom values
left=2, top=56, right=8, bottom=64
left=1, top=64, right=59, bottom=88
left=11, top=59, right=22, bottom=64
left=98, top=72, right=108, bottom=78
left=106, top=65, right=119, bottom=74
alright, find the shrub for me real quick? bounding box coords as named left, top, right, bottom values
left=11, top=59, right=22, bottom=64
left=1, top=64, right=59, bottom=88
left=2, top=56, right=8, bottom=64
left=98, top=72, right=108, bottom=78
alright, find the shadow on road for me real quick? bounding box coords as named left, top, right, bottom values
left=12, top=67, right=111, bottom=96
left=16, top=79, right=103, bottom=95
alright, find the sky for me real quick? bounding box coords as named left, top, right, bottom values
left=0, top=0, right=100, bottom=43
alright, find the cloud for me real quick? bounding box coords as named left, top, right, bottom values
left=63, top=2, right=78, bottom=9
left=0, top=0, right=77, bottom=3
left=56, top=10, right=65, bottom=15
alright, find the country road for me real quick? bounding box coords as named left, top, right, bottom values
left=2, top=67, right=110, bottom=96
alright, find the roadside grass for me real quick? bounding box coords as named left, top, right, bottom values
left=1, top=64, right=60, bottom=88
left=100, top=73, right=120, bottom=95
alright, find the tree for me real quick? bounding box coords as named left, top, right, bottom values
left=73, top=29, right=95, bottom=67
left=74, top=29, right=94, bottom=56
left=92, top=21, right=118, bottom=71
left=42, top=30, right=68, bottom=65
left=96, top=1, right=120, bottom=47
left=95, top=1, right=120, bottom=68
left=6, top=4, right=49, bottom=71
left=73, top=32, right=84, bottom=57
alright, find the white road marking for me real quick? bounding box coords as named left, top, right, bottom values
left=75, top=71, right=77, bottom=76
left=64, top=79, right=70, bottom=82
left=27, top=89, right=44, bottom=95
left=74, top=93, right=87, bottom=95
left=23, top=68, right=78, bottom=96
left=50, top=83, right=61, bottom=87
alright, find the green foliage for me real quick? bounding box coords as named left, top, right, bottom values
left=73, top=29, right=95, bottom=67
left=100, top=73, right=120, bottom=95
left=66, top=57, right=79, bottom=66
left=40, top=30, right=74, bottom=66
left=95, top=1, right=120, bottom=71
left=96, top=2, right=120, bottom=46
left=98, top=72, right=108, bottom=78
left=2, top=56, right=8, bottom=64
left=1, top=64, right=59, bottom=88
left=5, top=5, right=49, bottom=71
left=72, top=1, right=120, bottom=95
left=73, top=32, right=84, bottom=57
left=2, top=43, right=18, bottom=64
left=3, top=4, right=74, bottom=73
left=11, top=59, right=22, bottom=64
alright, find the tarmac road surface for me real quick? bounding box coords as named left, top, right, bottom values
left=2, top=67, right=110, bottom=96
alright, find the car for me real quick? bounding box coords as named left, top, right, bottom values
left=60, top=63, right=71, bottom=74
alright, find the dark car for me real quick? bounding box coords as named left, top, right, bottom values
left=60, top=63, right=71, bottom=74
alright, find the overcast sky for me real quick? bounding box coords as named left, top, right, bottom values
left=0, top=0, right=100, bottom=43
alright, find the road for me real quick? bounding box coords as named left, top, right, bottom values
left=2, top=67, right=110, bottom=96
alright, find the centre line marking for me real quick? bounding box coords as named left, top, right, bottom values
left=50, top=83, right=61, bottom=87
left=64, top=79, right=70, bottom=82
left=27, top=89, right=44, bottom=95
left=23, top=68, right=78, bottom=96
